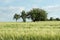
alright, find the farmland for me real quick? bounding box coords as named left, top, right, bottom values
left=0, top=21, right=60, bottom=40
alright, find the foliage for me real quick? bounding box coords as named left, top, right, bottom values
left=13, top=13, right=20, bottom=22
left=49, top=17, right=60, bottom=21
left=50, top=17, right=53, bottom=21
left=27, top=8, right=47, bottom=22
left=13, top=8, right=60, bottom=22
left=20, top=10, right=26, bottom=22
left=55, top=18, right=60, bottom=21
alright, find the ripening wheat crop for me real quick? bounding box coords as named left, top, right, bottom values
left=0, top=21, right=60, bottom=40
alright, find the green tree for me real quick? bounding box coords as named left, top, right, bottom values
left=55, top=18, right=60, bottom=21
left=13, top=13, right=20, bottom=22
left=21, top=10, right=26, bottom=22
left=27, top=8, right=47, bottom=22
left=50, top=17, right=53, bottom=21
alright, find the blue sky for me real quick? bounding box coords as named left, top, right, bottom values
left=0, top=0, right=60, bottom=22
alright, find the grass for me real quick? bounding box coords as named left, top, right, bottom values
left=0, top=21, right=60, bottom=40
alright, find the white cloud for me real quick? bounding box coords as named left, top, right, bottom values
left=0, top=0, right=14, bottom=3
left=42, top=5, right=60, bottom=13
left=42, top=5, right=60, bottom=18
left=33, top=0, right=42, bottom=2
left=0, top=6, right=25, bottom=17
left=32, top=5, right=39, bottom=8
left=9, top=6, right=25, bottom=12
left=0, top=6, right=25, bottom=22
left=0, top=6, right=25, bottom=13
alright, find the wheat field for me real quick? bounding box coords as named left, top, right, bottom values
left=0, top=21, right=60, bottom=40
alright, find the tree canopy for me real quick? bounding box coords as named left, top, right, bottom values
left=27, top=8, right=48, bottom=22
left=13, top=13, right=20, bottom=22
left=20, top=10, right=26, bottom=22
left=13, top=8, right=48, bottom=22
